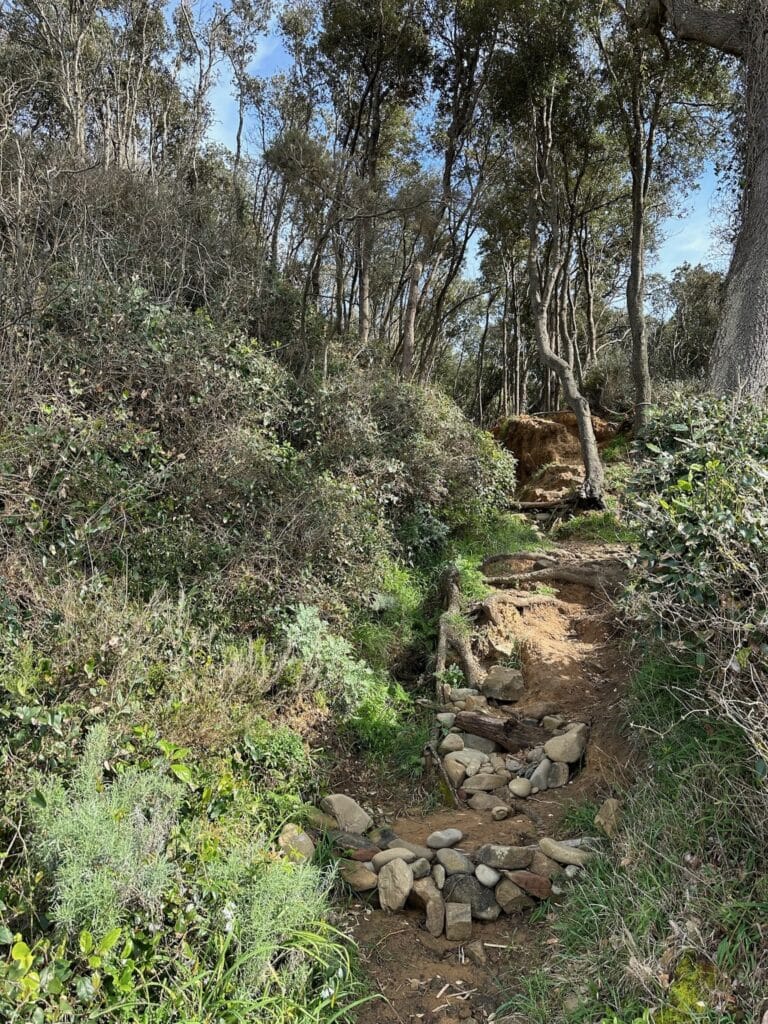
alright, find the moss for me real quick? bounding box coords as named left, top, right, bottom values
left=656, top=957, right=718, bottom=1023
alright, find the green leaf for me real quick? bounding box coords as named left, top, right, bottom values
left=79, top=930, right=93, bottom=955
left=96, top=927, right=122, bottom=955
left=170, top=762, right=195, bottom=786
left=0, top=926, right=13, bottom=944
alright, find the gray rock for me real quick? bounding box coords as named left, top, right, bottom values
left=449, top=748, right=489, bottom=768
left=459, top=733, right=499, bottom=754
left=529, top=757, right=552, bottom=791
left=411, top=857, right=431, bottom=879
left=481, top=665, right=525, bottom=702
left=449, top=688, right=479, bottom=702
left=509, top=777, right=533, bottom=798
left=384, top=838, right=435, bottom=862
left=466, top=939, right=488, bottom=966
left=476, top=844, right=534, bottom=870
left=378, top=858, right=414, bottom=912
left=443, top=756, right=467, bottom=788
left=495, top=878, right=535, bottom=914
left=321, top=795, right=372, bottom=835
left=462, top=772, right=509, bottom=793
left=538, top=837, right=595, bottom=867
left=547, top=761, right=570, bottom=789
left=436, top=712, right=456, bottom=728
left=443, top=874, right=501, bottom=921
left=543, top=732, right=587, bottom=765
left=467, top=792, right=505, bottom=812
left=409, top=878, right=445, bottom=937
left=372, top=848, right=417, bottom=871
left=339, top=860, right=378, bottom=892
left=565, top=722, right=589, bottom=737
left=542, top=714, right=567, bottom=733
left=278, top=823, right=315, bottom=863
left=526, top=745, right=545, bottom=763
left=475, top=864, right=501, bottom=887
left=368, top=826, right=399, bottom=848
left=565, top=864, right=581, bottom=879
left=530, top=850, right=563, bottom=879
left=506, top=757, right=524, bottom=773
left=426, top=828, right=463, bottom=849
left=439, top=733, right=464, bottom=755
left=432, top=864, right=446, bottom=890
left=445, top=902, right=472, bottom=941
left=492, top=805, right=510, bottom=821
left=436, top=848, right=475, bottom=875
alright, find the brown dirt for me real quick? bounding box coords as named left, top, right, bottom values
left=497, top=412, right=617, bottom=492
left=348, top=539, right=636, bottom=1024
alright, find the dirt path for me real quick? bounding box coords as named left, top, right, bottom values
left=349, top=540, right=634, bottom=1024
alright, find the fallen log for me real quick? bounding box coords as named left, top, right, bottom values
left=434, top=563, right=485, bottom=701
left=454, top=711, right=546, bottom=752
left=486, top=562, right=623, bottom=591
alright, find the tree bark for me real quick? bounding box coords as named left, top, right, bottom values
left=453, top=712, right=546, bottom=752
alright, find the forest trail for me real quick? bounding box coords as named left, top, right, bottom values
left=347, top=538, right=636, bottom=1024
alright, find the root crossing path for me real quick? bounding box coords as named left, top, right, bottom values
left=350, top=540, right=635, bottom=1024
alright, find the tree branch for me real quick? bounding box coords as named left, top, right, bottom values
left=649, top=0, right=748, bottom=59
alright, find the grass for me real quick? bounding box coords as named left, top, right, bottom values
left=553, top=509, right=639, bottom=544
left=498, top=655, right=768, bottom=1024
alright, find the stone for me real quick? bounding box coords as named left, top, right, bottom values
left=448, top=748, right=489, bottom=768
left=519, top=701, right=559, bottom=721
left=464, top=695, right=491, bottom=713
left=544, top=732, right=587, bottom=765
left=439, top=733, right=464, bottom=755
left=542, top=714, right=566, bottom=733
left=432, top=864, right=446, bottom=889
left=368, top=826, right=399, bottom=848
left=495, top=878, right=535, bottom=914
left=530, top=850, right=563, bottom=879
left=372, top=848, right=417, bottom=871
left=467, top=792, right=502, bottom=812
left=349, top=847, right=381, bottom=862
left=330, top=830, right=375, bottom=853
left=426, top=828, right=463, bottom=850
left=303, top=805, right=338, bottom=830
left=526, top=746, right=545, bottom=763
left=565, top=864, right=581, bottom=879
left=459, top=733, right=498, bottom=754
left=385, top=838, right=435, bottom=862
left=503, top=870, right=553, bottom=900
left=476, top=844, right=534, bottom=870
left=481, top=665, right=525, bottom=702
left=444, top=757, right=467, bottom=788
left=339, top=860, right=378, bottom=892
left=506, top=757, right=524, bottom=773
left=443, top=875, right=501, bottom=921
left=595, top=798, right=622, bottom=837
left=491, top=805, right=510, bottom=821
left=437, top=848, right=475, bottom=875
left=378, top=859, right=414, bottom=912
left=411, top=858, right=431, bottom=879
left=509, top=777, right=532, bottom=798
left=529, top=758, right=552, bottom=791
left=466, top=939, right=488, bottom=967
left=565, top=722, right=589, bottom=737
left=409, top=878, right=445, bottom=937
left=463, top=772, right=509, bottom=793
left=436, top=712, right=456, bottom=728
left=539, top=837, right=595, bottom=867
left=449, top=688, right=479, bottom=702
left=278, top=824, right=316, bottom=863
left=547, top=761, right=570, bottom=789
left=475, top=864, right=501, bottom=887
left=321, top=795, right=372, bottom=835
left=445, top=902, right=472, bottom=941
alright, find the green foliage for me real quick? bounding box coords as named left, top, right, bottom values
left=553, top=510, right=639, bottom=544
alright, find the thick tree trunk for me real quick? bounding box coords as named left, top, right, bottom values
left=628, top=164, right=651, bottom=429
left=401, top=259, right=421, bottom=378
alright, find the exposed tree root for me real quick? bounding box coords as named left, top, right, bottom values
left=434, top=564, right=486, bottom=701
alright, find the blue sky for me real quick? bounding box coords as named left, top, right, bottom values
left=206, top=32, right=727, bottom=281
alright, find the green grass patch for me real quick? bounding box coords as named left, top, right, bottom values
left=553, top=509, right=639, bottom=544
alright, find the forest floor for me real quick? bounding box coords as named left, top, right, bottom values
left=340, top=536, right=637, bottom=1024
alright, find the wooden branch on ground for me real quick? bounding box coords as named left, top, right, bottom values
left=486, top=563, right=623, bottom=591
left=471, top=590, right=562, bottom=627
left=454, top=711, right=546, bottom=752
left=482, top=551, right=559, bottom=569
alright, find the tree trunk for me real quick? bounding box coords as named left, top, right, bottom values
left=401, top=259, right=422, bottom=378
left=628, top=153, right=652, bottom=430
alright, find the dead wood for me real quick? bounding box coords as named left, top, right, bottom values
left=454, top=711, right=547, bottom=752
left=434, top=563, right=485, bottom=702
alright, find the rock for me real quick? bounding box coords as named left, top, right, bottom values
left=378, top=859, right=414, bottom=912
left=464, top=695, right=491, bottom=713
left=526, top=746, right=545, bottom=763
left=443, top=875, right=501, bottom=921
left=509, top=777, right=533, bottom=798
left=539, top=837, right=595, bottom=867
left=547, top=761, right=570, bottom=789
left=595, top=798, right=622, bottom=837
left=348, top=847, right=382, bottom=862
left=519, top=700, right=559, bottom=721
left=330, top=830, right=376, bottom=853
left=426, top=828, right=463, bottom=850
left=409, top=878, right=445, bottom=937
left=467, top=792, right=503, bottom=811
left=321, top=795, right=373, bottom=835
left=437, top=848, right=475, bottom=875
left=543, top=732, right=586, bottom=765
left=463, top=772, right=509, bottom=793
left=529, top=758, right=552, bottom=791
left=450, top=688, right=479, bottom=702
left=372, top=848, right=417, bottom=871
left=339, top=860, right=378, bottom=892
left=530, top=850, right=563, bottom=879
left=459, top=733, right=499, bottom=754
left=385, top=838, right=435, bottom=862
left=449, top=748, right=489, bottom=768
left=565, top=722, right=589, bottom=738
left=476, top=844, right=534, bottom=870
left=303, top=805, right=338, bottom=830
left=475, top=864, right=501, bottom=887
left=481, top=665, right=525, bottom=702
left=411, top=858, right=432, bottom=879
left=565, top=864, right=581, bottom=879
left=278, top=824, right=315, bottom=863
left=444, top=757, right=467, bottom=788
left=506, top=757, right=524, bottom=773
left=491, top=805, right=510, bottom=821
left=439, top=733, right=464, bottom=755
left=466, top=939, right=488, bottom=966
left=495, top=878, right=535, bottom=914
left=436, top=712, right=456, bottom=728
left=445, top=902, right=472, bottom=941
left=432, top=864, right=446, bottom=890
left=503, top=870, right=553, bottom=900
left=542, top=714, right=566, bottom=733
left=368, top=826, right=399, bottom=848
